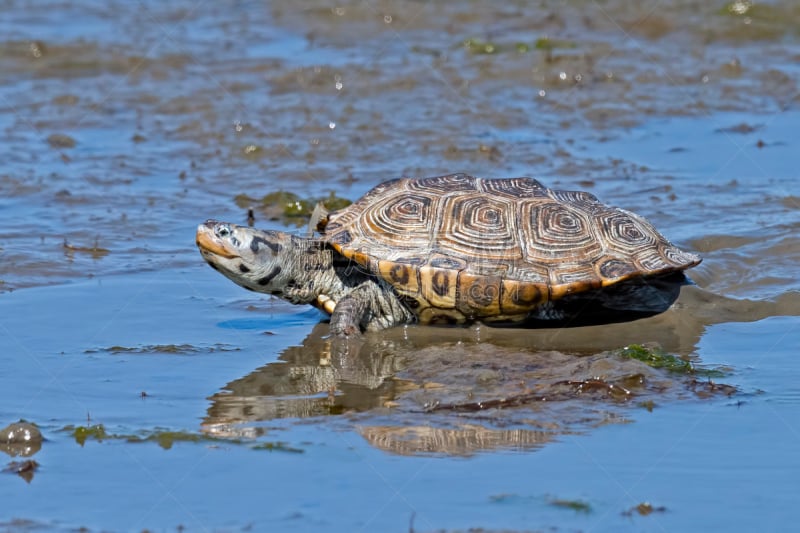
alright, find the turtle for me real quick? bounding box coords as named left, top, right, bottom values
left=196, top=174, right=701, bottom=336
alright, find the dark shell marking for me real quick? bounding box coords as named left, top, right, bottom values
left=322, top=174, right=700, bottom=324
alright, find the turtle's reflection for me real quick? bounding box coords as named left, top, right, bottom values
left=201, top=313, right=676, bottom=454
left=358, top=425, right=555, bottom=456
left=204, top=324, right=404, bottom=429
left=202, top=324, right=569, bottom=455
left=202, top=285, right=795, bottom=455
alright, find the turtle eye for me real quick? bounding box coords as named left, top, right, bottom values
left=217, top=225, right=231, bottom=237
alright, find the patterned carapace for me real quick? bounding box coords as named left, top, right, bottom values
left=321, top=174, right=700, bottom=324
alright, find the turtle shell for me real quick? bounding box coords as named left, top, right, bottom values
left=322, top=174, right=700, bottom=324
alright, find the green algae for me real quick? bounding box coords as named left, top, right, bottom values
left=60, top=425, right=303, bottom=453
left=534, top=37, right=577, bottom=51
left=317, top=191, right=352, bottom=212
left=463, top=38, right=544, bottom=55
left=549, top=498, right=592, bottom=514
left=70, top=424, right=108, bottom=446
left=463, top=37, right=577, bottom=56
left=62, top=424, right=231, bottom=449
left=490, top=494, right=592, bottom=514
left=463, top=38, right=500, bottom=55
left=262, top=191, right=312, bottom=216
left=619, top=344, right=724, bottom=377
left=235, top=190, right=351, bottom=221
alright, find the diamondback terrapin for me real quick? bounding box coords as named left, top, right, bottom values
left=196, top=174, right=700, bottom=336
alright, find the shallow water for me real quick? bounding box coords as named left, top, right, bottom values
left=1, top=1, right=799, bottom=531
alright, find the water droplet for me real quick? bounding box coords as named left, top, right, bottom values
left=234, top=121, right=243, bottom=133
left=384, top=15, right=392, bottom=24
left=701, top=75, right=709, bottom=83
left=333, top=7, right=345, bottom=16
left=559, top=71, right=567, bottom=80
left=538, top=89, right=546, bottom=97
left=329, top=122, right=336, bottom=129
left=335, top=81, right=343, bottom=90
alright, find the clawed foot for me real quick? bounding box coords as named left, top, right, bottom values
left=330, top=322, right=361, bottom=338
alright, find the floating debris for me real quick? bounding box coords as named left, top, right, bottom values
left=623, top=501, right=667, bottom=516
left=84, top=343, right=240, bottom=355
left=716, top=123, right=762, bottom=134
left=549, top=497, right=593, bottom=514
left=62, top=238, right=110, bottom=259
left=688, top=378, right=738, bottom=398
left=0, top=421, right=43, bottom=457
left=1, top=422, right=43, bottom=445
left=46, top=133, right=76, bottom=148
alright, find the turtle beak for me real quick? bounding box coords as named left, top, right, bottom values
left=196, top=221, right=239, bottom=259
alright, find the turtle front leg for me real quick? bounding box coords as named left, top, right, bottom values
left=330, top=295, right=366, bottom=337
left=329, top=280, right=414, bottom=336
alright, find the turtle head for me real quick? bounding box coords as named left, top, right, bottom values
left=196, top=220, right=291, bottom=293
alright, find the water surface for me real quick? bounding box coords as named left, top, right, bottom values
left=1, top=1, right=799, bottom=531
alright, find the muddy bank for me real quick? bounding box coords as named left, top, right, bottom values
left=1, top=0, right=798, bottom=302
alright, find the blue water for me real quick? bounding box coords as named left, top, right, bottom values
left=2, top=269, right=798, bottom=531
left=2, top=1, right=800, bottom=531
